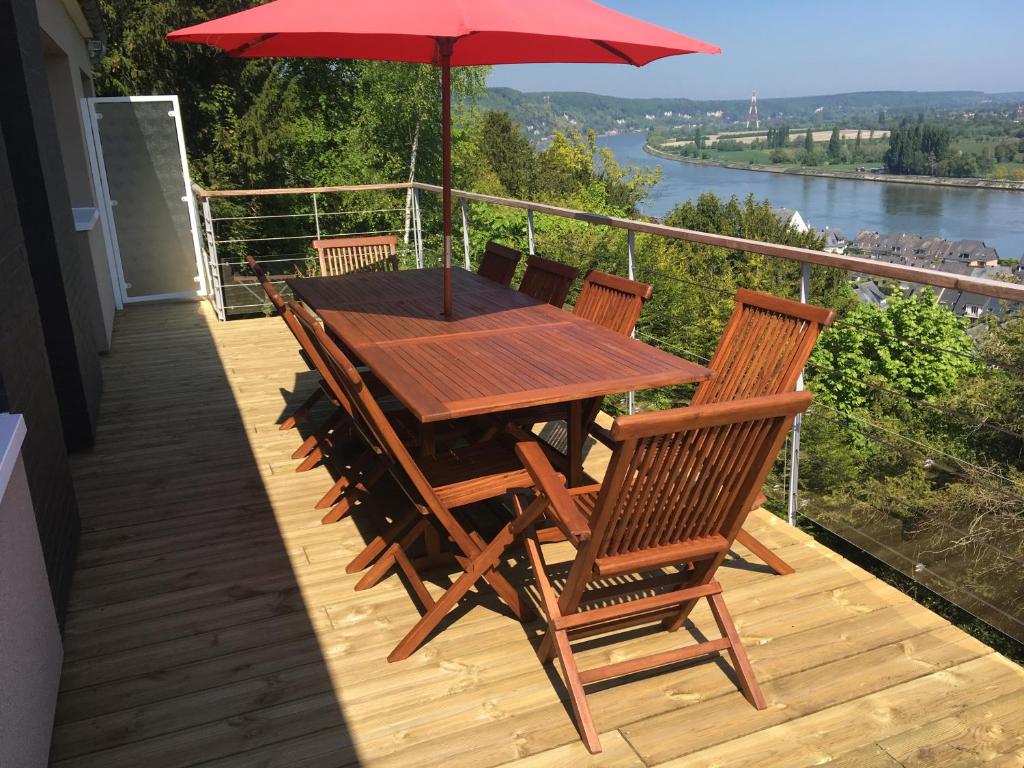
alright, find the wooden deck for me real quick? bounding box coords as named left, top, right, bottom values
left=52, top=301, right=1024, bottom=767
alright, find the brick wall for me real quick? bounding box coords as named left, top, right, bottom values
left=0, top=122, right=81, bottom=625
left=0, top=0, right=104, bottom=453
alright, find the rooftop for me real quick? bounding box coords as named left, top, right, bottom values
left=51, top=300, right=1024, bottom=767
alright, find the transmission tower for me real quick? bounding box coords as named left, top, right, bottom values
left=746, top=90, right=760, bottom=129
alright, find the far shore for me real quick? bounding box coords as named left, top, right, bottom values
left=642, top=143, right=1024, bottom=193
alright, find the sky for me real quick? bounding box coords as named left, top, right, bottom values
left=487, top=0, right=1024, bottom=100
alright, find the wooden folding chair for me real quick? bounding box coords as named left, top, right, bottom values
left=477, top=241, right=522, bottom=286
left=517, top=254, right=579, bottom=307
left=313, top=235, right=399, bottom=276
left=509, top=269, right=654, bottom=455
left=692, top=288, right=835, bottom=575
left=294, top=312, right=568, bottom=660
left=514, top=391, right=812, bottom=753
left=247, top=255, right=326, bottom=433
left=573, top=269, right=653, bottom=335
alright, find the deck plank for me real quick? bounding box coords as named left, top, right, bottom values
left=50, top=301, right=1024, bottom=767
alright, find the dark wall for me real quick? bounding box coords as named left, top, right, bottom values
left=0, top=122, right=81, bottom=625
left=0, top=0, right=104, bottom=452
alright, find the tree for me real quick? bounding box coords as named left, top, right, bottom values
left=808, top=290, right=977, bottom=414
left=471, top=111, right=534, bottom=198
left=766, top=125, right=789, bottom=149
left=800, top=128, right=818, bottom=165
left=884, top=121, right=955, bottom=176
left=828, top=127, right=842, bottom=161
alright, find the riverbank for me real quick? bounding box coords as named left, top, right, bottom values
left=643, top=143, right=1024, bottom=192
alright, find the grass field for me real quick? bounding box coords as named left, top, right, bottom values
left=656, top=138, right=1024, bottom=180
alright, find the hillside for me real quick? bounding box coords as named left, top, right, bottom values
left=477, top=87, right=1024, bottom=137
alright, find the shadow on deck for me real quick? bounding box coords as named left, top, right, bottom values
left=51, top=301, right=1024, bottom=768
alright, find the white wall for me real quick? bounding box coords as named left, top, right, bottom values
left=0, top=416, right=64, bottom=768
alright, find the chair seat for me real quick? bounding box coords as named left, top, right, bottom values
left=419, top=433, right=560, bottom=509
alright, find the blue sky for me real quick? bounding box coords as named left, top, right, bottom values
left=487, top=0, right=1024, bottom=99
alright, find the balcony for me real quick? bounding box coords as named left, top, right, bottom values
left=48, top=183, right=1024, bottom=766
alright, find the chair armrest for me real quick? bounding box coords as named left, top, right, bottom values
left=515, top=441, right=591, bottom=542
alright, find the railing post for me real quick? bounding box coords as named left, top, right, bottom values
left=627, top=229, right=637, bottom=415
left=787, top=262, right=812, bottom=525
left=312, top=193, right=321, bottom=240
left=413, top=188, right=424, bottom=269
left=527, top=209, right=535, bottom=255
left=201, top=196, right=225, bottom=321
left=460, top=197, right=471, bottom=270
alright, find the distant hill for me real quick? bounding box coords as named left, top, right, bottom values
left=477, top=87, right=1024, bottom=137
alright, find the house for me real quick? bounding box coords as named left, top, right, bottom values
left=854, top=279, right=889, bottom=307
left=949, top=240, right=999, bottom=267
left=822, top=227, right=846, bottom=254
left=1, top=0, right=116, bottom=765
left=851, top=232, right=1001, bottom=269
left=772, top=207, right=809, bottom=233
left=950, top=291, right=1010, bottom=321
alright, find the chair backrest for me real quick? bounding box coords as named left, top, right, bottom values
left=247, top=254, right=286, bottom=312
left=691, top=288, right=835, bottom=407
left=284, top=301, right=356, bottom=417
left=573, top=270, right=653, bottom=336
left=288, top=301, right=453, bottom=518
left=517, top=254, right=579, bottom=307
left=313, top=235, right=399, bottom=276
left=477, top=241, right=522, bottom=287
left=559, top=391, right=811, bottom=611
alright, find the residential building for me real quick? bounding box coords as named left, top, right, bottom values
left=822, top=227, right=846, bottom=254
left=772, top=207, right=809, bottom=233
left=0, top=0, right=115, bottom=764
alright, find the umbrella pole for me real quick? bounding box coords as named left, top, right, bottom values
left=440, top=42, right=453, bottom=318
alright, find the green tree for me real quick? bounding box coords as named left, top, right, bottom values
left=808, top=290, right=977, bottom=414
left=800, top=128, right=818, bottom=165
left=828, top=127, right=842, bottom=161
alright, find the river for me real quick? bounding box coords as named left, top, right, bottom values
left=597, top=132, right=1024, bottom=260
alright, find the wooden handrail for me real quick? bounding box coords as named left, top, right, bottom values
left=412, top=182, right=1024, bottom=304
left=190, top=180, right=1024, bottom=303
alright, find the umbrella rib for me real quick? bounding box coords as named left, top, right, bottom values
left=591, top=39, right=640, bottom=66
left=227, top=33, right=278, bottom=56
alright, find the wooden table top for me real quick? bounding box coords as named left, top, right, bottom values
left=288, top=268, right=713, bottom=423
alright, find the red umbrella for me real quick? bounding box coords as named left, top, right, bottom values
left=168, top=0, right=719, bottom=317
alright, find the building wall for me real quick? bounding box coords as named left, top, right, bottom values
left=0, top=444, right=64, bottom=768
left=0, top=0, right=88, bottom=622
left=0, top=0, right=105, bottom=452
left=38, top=0, right=117, bottom=348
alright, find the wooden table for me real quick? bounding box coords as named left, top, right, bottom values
left=288, top=267, right=712, bottom=484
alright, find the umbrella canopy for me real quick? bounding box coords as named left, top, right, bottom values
left=168, top=0, right=719, bottom=316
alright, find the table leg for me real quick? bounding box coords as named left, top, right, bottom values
left=567, top=397, right=601, bottom=487
left=567, top=400, right=583, bottom=487
left=418, top=422, right=436, bottom=457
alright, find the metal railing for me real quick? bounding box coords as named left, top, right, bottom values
left=192, top=183, right=432, bottom=319
left=191, top=180, right=1024, bottom=644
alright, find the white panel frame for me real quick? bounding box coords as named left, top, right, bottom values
left=82, top=97, right=125, bottom=309
left=86, top=95, right=207, bottom=303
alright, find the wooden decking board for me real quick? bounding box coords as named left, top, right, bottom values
left=875, top=688, right=1024, bottom=766
left=655, top=654, right=1024, bottom=768
left=50, top=301, right=1024, bottom=767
